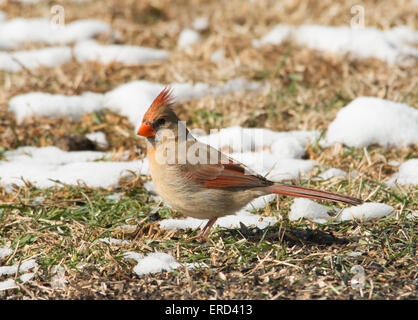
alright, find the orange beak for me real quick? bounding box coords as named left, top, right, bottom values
left=137, top=123, right=156, bottom=137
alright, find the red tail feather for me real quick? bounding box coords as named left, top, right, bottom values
left=272, top=184, right=362, bottom=205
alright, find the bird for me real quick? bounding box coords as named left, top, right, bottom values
left=137, top=88, right=363, bottom=240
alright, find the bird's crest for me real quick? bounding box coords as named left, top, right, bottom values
left=143, top=87, right=175, bottom=122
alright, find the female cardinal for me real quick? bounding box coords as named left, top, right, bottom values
left=137, top=88, right=362, bottom=239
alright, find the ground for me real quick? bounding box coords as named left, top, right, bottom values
left=0, top=0, right=417, bottom=300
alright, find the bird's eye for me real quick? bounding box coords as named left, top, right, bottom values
left=155, top=118, right=166, bottom=127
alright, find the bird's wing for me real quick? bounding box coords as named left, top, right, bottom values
left=181, top=141, right=273, bottom=191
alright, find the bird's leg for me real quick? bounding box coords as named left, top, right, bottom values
left=199, top=217, right=218, bottom=239
left=188, top=217, right=218, bottom=241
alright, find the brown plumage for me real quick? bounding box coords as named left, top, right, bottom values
left=137, top=88, right=363, bottom=240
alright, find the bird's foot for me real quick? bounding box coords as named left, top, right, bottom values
left=186, top=233, right=208, bottom=243
left=186, top=217, right=218, bottom=242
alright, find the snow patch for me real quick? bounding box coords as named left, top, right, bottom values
left=159, top=194, right=277, bottom=231
left=316, top=168, right=348, bottom=180
left=337, top=203, right=394, bottom=221
left=0, top=248, right=13, bottom=260
left=289, top=199, right=394, bottom=223
left=98, top=238, right=131, bottom=245
left=192, top=17, right=209, bottom=31
left=0, top=146, right=148, bottom=189
left=9, top=92, right=104, bottom=124
left=323, top=97, right=418, bottom=148
left=386, top=159, right=418, bottom=186
left=0, top=46, right=72, bottom=72
left=257, top=24, right=418, bottom=65
left=104, top=78, right=262, bottom=127
left=105, top=192, right=123, bottom=201
left=0, top=259, right=37, bottom=276
left=85, top=131, right=109, bottom=149
left=178, top=28, right=201, bottom=48
left=0, top=18, right=111, bottom=49
left=210, top=48, right=225, bottom=62
left=289, top=198, right=332, bottom=223
left=73, top=40, right=169, bottom=65
left=0, top=279, right=18, bottom=291
left=20, top=272, right=35, bottom=283
left=9, top=78, right=262, bottom=125
left=123, top=251, right=205, bottom=276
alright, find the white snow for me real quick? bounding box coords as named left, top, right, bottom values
left=0, top=18, right=111, bottom=49
left=98, top=238, right=131, bottom=245
left=210, top=48, right=225, bottom=62
left=0, top=248, right=12, bottom=260
left=244, top=194, right=276, bottom=210
left=289, top=198, right=332, bottom=223
left=159, top=210, right=277, bottom=231
left=85, top=131, right=108, bottom=149
left=4, top=146, right=107, bottom=164
left=0, top=248, right=13, bottom=261
left=406, top=211, right=418, bottom=219
left=0, top=259, right=37, bottom=276
left=388, top=160, right=401, bottom=166
left=116, top=224, right=137, bottom=232
left=0, top=158, right=145, bottom=189
left=73, top=40, right=169, bottom=65
left=0, top=146, right=148, bottom=189
left=0, top=46, right=72, bottom=72
left=270, top=136, right=308, bottom=159
left=102, top=80, right=163, bottom=126
left=104, top=78, right=262, bottom=127
left=316, top=168, right=348, bottom=180
left=143, top=181, right=157, bottom=194
left=32, top=196, right=45, bottom=204
left=323, top=97, right=418, bottom=148
left=123, top=251, right=205, bottom=276
left=257, top=24, right=418, bottom=65
left=105, top=192, right=123, bottom=201
left=123, top=252, right=144, bottom=261
left=143, top=181, right=163, bottom=202
left=20, top=272, right=35, bottom=283
left=288, top=199, right=394, bottom=223
left=337, top=203, right=394, bottom=221
left=257, top=24, right=294, bottom=46
left=9, top=78, right=262, bottom=126
left=9, top=92, right=104, bottom=124
left=192, top=17, right=209, bottom=31
left=178, top=28, right=201, bottom=48
left=347, top=251, right=363, bottom=258
left=0, top=279, right=18, bottom=291
left=386, top=159, right=418, bottom=186
left=159, top=194, right=277, bottom=231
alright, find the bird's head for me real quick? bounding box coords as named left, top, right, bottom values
left=137, top=87, right=180, bottom=140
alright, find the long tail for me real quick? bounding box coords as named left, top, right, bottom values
left=271, top=183, right=363, bottom=206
